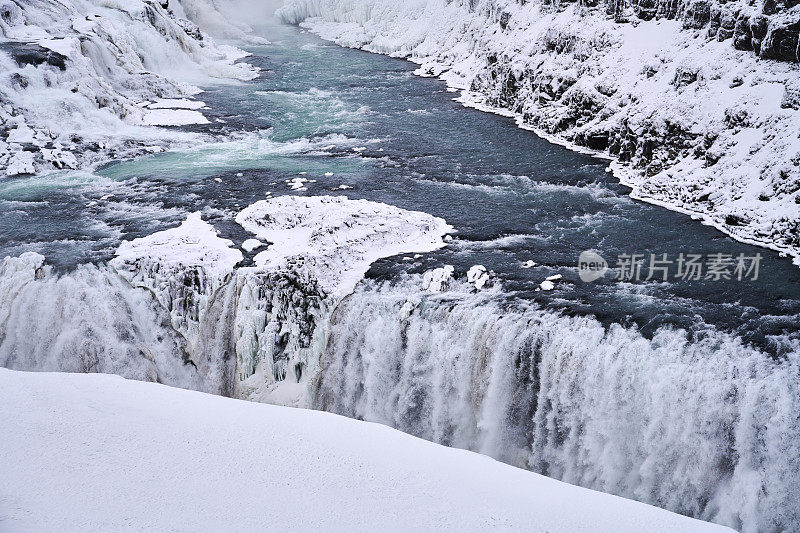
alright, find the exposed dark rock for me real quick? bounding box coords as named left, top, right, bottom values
left=673, top=66, right=699, bottom=88
left=751, top=15, right=770, bottom=53
left=0, top=42, right=68, bottom=70
left=725, top=214, right=746, bottom=226
left=9, top=73, right=28, bottom=89
left=683, top=0, right=711, bottom=29
left=734, top=15, right=753, bottom=50
left=760, top=16, right=800, bottom=61
left=781, top=82, right=800, bottom=109
left=585, top=131, right=610, bottom=150
left=499, top=11, right=511, bottom=29
left=633, top=0, right=659, bottom=20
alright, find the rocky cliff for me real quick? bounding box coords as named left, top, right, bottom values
left=0, top=0, right=259, bottom=176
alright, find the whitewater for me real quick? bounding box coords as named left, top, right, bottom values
left=1, top=4, right=799, bottom=533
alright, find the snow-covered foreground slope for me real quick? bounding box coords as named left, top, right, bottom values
left=0, top=369, right=733, bottom=533
left=277, top=0, right=800, bottom=263
left=0, top=0, right=260, bottom=176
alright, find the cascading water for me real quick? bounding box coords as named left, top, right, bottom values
left=0, top=253, right=199, bottom=388
left=316, top=277, right=800, bottom=532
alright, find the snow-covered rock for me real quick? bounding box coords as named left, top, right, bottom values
left=242, top=238, right=265, bottom=252
left=278, top=0, right=800, bottom=262
left=5, top=151, right=35, bottom=176
left=467, top=264, right=490, bottom=289
left=0, top=0, right=259, bottom=175
left=233, top=196, right=453, bottom=403
left=236, top=195, right=453, bottom=297
left=112, top=212, right=244, bottom=296
left=540, top=279, right=556, bottom=291
left=422, top=265, right=454, bottom=293
left=142, top=109, right=211, bottom=126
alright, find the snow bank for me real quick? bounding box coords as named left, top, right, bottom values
left=0, top=368, right=732, bottom=533
left=0, top=0, right=259, bottom=175
left=278, top=0, right=800, bottom=262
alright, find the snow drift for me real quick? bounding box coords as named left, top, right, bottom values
left=0, top=368, right=732, bottom=532
left=277, top=0, right=800, bottom=262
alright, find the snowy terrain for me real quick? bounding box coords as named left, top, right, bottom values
left=0, top=368, right=733, bottom=532
left=277, top=0, right=800, bottom=262
left=236, top=195, right=453, bottom=297
left=0, top=0, right=260, bottom=176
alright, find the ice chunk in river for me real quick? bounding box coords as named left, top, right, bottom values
left=467, top=265, right=490, bottom=289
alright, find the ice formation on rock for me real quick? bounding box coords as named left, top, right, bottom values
left=422, top=265, right=454, bottom=293
left=0, top=0, right=260, bottom=175
left=467, top=264, right=490, bottom=289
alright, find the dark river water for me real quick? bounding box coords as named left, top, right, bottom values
left=1, top=18, right=798, bottom=353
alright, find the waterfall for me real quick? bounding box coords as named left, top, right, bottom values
left=0, top=253, right=200, bottom=389
left=1, top=228, right=798, bottom=531
left=315, top=277, right=800, bottom=532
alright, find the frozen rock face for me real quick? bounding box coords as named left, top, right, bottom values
left=233, top=195, right=453, bottom=404
left=0, top=0, right=259, bottom=176
left=111, top=212, right=244, bottom=394
left=278, top=0, right=800, bottom=262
